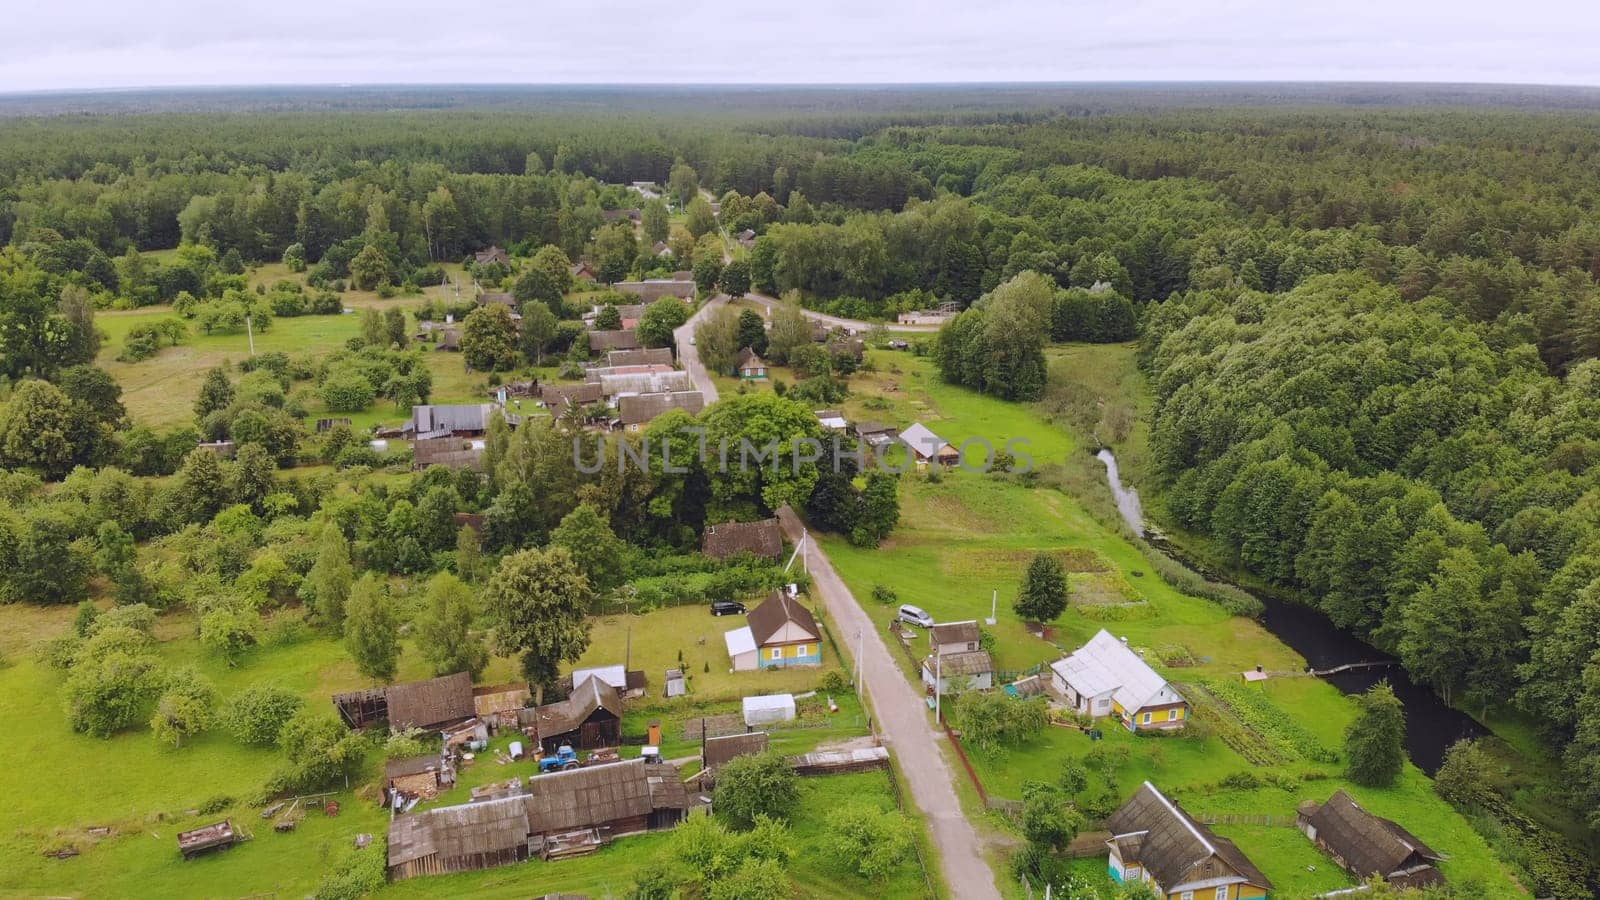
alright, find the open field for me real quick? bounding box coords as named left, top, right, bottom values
left=0, top=588, right=899, bottom=898
left=812, top=346, right=1529, bottom=897
left=97, top=261, right=494, bottom=429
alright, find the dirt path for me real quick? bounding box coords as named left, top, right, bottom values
left=777, top=507, right=1001, bottom=900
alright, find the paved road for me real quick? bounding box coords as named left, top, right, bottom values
left=675, top=294, right=726, bottom=403
left=777, top=507, right=1001, bottom=900
left=742, top=291, right=942, bottom=334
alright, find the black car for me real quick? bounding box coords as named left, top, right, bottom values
left=710, top=600, right=747, bottom=617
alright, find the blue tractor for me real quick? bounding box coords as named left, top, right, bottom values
left=538, top=745, right=581, bottom=773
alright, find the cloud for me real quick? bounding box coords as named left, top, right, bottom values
left=0, top=0, right=1596, bottom=91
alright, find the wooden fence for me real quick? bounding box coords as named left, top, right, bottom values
left=1194, top=812, right=1295, bottom=828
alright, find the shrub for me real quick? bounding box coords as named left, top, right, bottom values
left=222, top=683, right=303, bottom=746
left=712, top=751, right=799, bottom=829
left=824, top=802, right=915, bottom=880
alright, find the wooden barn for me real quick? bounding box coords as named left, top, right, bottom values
left=335, top=671, right=476, bottom=733
left=700, top=732, right=769, bottom=785
left=386, top=755, right=452, bottom=803
left=1297, top=790, right=1446, bottom=890
left=388, top=794, right=532, bottom=880
left=386, top=759, right=688, bottom=880
left=1106, top=782, right=1272, bottom=900
left=529, top=676, right=624, bottom=754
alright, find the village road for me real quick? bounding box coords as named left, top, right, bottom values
left=777, top=507, right=1001, bottom=900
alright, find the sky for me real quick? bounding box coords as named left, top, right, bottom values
left=2, top=0, right=1597, bottom=92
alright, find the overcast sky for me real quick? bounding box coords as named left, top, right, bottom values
left=2, top=0, right=1597, bottom=92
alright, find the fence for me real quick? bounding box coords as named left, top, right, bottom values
left=883, top=756, right=942, bottom=900
left=1194, top=812, right=1296, bottom=828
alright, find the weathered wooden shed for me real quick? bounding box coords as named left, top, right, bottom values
left=530, top=676, right=624, bottom=754
left=388, top=795, right=531, bottom=880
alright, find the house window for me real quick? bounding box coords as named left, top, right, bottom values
left=1180, top=892, right=1194, bottom=900
left=770, top=648, right=782, bottom=660
left=796, top=644, right=808, bottom=657
left=1142, top=712, right=1153, bottom=725
left=1169, top=709, right=1180, bottom=721
left=1215, top=886, right=1231, bottom=900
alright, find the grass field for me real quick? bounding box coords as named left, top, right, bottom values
left=97, top=261, right=500, bottom=429
left=0, top=584, right=901, bottom=899
left=810, top=347, right=1529, bottom=897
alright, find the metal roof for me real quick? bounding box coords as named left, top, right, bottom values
left=1051, top=629, right=1182, bottom=713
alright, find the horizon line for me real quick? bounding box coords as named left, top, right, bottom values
left=6, top=77, right=1600, bottom=98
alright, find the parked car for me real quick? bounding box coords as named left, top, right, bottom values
left=710, top=600, right=747, bottom=616
left=898, top=604, right=935, bottom=628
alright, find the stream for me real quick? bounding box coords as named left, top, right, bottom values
left=1096, top=449, right=1486, bottom=773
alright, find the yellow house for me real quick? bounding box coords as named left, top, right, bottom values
left=1107, top=782, right=1272, bottom=900
left=746, top=590, right=822, bottom=669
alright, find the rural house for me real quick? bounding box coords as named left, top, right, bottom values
left=617, top=390, right=706, bottom=430
left=613, top=279, right=696, bottom=302
left=899, top=422, right=960, bottom=466
left=852, top=420, right=899, bottom=449
left=474, top=246, right=510, bottom=266
left=702, top=518, right=785, bottom=561
left=529, top=675, right=624, bottom=754
left=1107, top=782, right=1273, bottom=900
left=1297, top=790, right=1446, bottom=890
left=930, top=620, right=982, bottom=654
left=569, top=663, right=648, bottom=700
left=735, top=348, right=769, bottom=379
left=606, top=347, right=675, bottom=367
left=412, top=403, right=500, bottom=438
left=1051, top=630, right=1189, bottom=731
left=571, top=261, right=597, bottom=281
left=921, top=648, right=995, bottom=695
left=744, top=590, right=823, bottom=668
left=412, top=435, right=486, bottom=470
left=588, top=329, right=643, bottom=353
left=477, top=291, right=515, bottom=309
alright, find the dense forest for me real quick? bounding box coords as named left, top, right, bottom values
left=3, top=86, right=1600, bottom=883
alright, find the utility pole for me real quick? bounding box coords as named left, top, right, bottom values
left=987, top=589, right=997, bottom=626
left=934, top=650, right=942, bottom=724
left=245, top=312, right=256, bottom=357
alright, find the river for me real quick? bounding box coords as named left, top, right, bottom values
left=1096, top=449, right=1486, bottom=773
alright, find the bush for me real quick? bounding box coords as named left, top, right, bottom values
left=712, top=751, right=799, bottom=829
left=222, top=682, right=303, bottom=746
left=824, top=802, right=915, bottom=880
left=870, top=584, right=898, bottom=605
left=320, top=370, right=377, bottom=412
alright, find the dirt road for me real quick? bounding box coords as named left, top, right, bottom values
left=675, top=294, right=726, bottom=403
left=777, top=507, right=1000, bottom=900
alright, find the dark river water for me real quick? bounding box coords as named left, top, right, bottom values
left=1097, top=451, right=1487, bottom=774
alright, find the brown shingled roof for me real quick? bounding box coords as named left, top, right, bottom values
left=386, top=672, right=475, bottom=732
left=1302, top=790, right=1444, bottom=885
left=1106, top=782, right=1272, bottom=894
left=531, top=676, right=624, bottom=740
left=521, top=758, right=681, bottom=834
left=617, top=391, right=705, bottom=426
left=607, top=347, right=674, bottom=368
left=746, top=591, right=820, bottom=646
left=701, top=518, right=784, bottom=561
left=588, top=329, right=642, bottom=352
left=930, top=621, right=981, bottom=646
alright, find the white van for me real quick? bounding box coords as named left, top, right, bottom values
left=898, top=604, right=935, bottom=628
